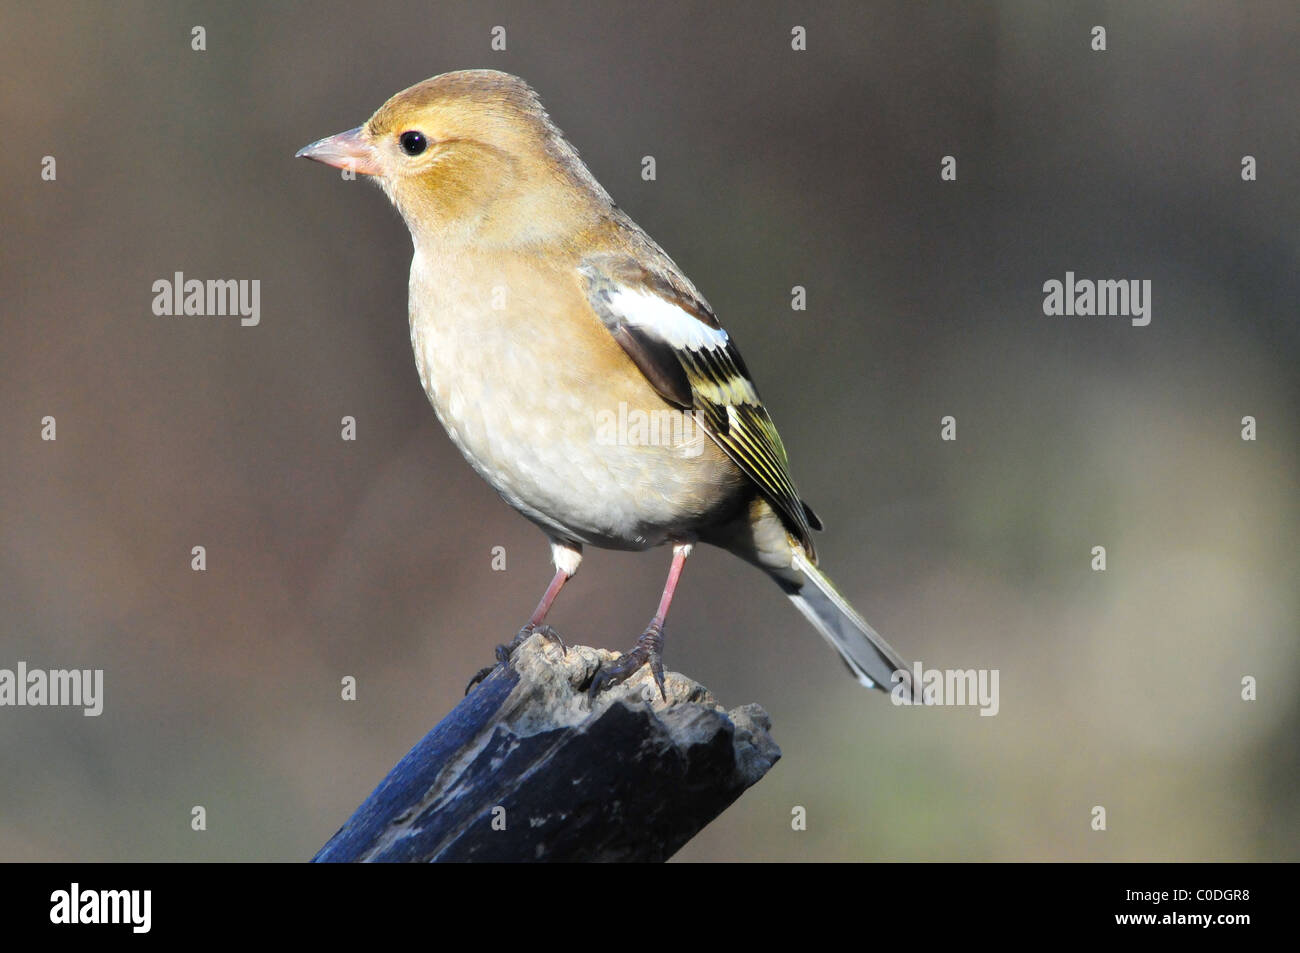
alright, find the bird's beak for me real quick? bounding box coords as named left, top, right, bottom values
left=295, top=126, right=381, bottom=176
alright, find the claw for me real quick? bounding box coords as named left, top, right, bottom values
left=465, top=623, right=566, bottom=695
left=649, top=653, right=666, bottom=701
left=531, top=624, right=567, bottom=656
left=464, top=664, right=496, bottom=695
left=587, top=622, right=666, bottom=701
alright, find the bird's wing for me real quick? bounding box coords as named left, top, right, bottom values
left=579, top=253, right=820, bottom=558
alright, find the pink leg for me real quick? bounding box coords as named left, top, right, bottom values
left=465, top=567, right=571, bottom=695
left=589, top=543, right=693, bottom=700
left=649, top=545, right=690, bottom=628
left=526, top=567, right=570, bottom=629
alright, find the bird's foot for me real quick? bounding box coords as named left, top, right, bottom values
left=464, top=623, right=566, bottom=694
left=587, top=622, right=666, bottom=701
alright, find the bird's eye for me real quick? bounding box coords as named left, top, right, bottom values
left=399, top=131, right=428, bottom=156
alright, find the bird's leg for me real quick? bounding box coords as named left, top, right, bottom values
left=588, top=543, right=692, bottom=701
left=465, top=567, right=570, bottom=693
left=505, top=566, right=571, bottom=658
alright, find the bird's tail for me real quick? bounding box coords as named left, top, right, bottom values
left=781, top=549, right=910, bottom=694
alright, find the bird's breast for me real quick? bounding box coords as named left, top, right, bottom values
left=406, top=250, right=746, bottom=548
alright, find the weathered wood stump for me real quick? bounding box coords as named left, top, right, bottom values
left=313, top=634, right=781, bottom=862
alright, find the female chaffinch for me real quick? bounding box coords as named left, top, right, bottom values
left=298, top=70, right=909, bottom=698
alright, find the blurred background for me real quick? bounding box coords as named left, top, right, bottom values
left=1, top=1, right=1296, bottom=862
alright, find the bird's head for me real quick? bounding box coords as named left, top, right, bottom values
left=297, top=69, right=609, bottom=247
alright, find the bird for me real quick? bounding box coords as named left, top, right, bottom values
left=296, top=69, right=910, bottom=699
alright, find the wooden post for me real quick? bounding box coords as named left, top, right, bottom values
left=313, top=634, right=780, bottom=862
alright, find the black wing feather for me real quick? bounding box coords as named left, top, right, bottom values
left=580, top=255, right=820, bottom=557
